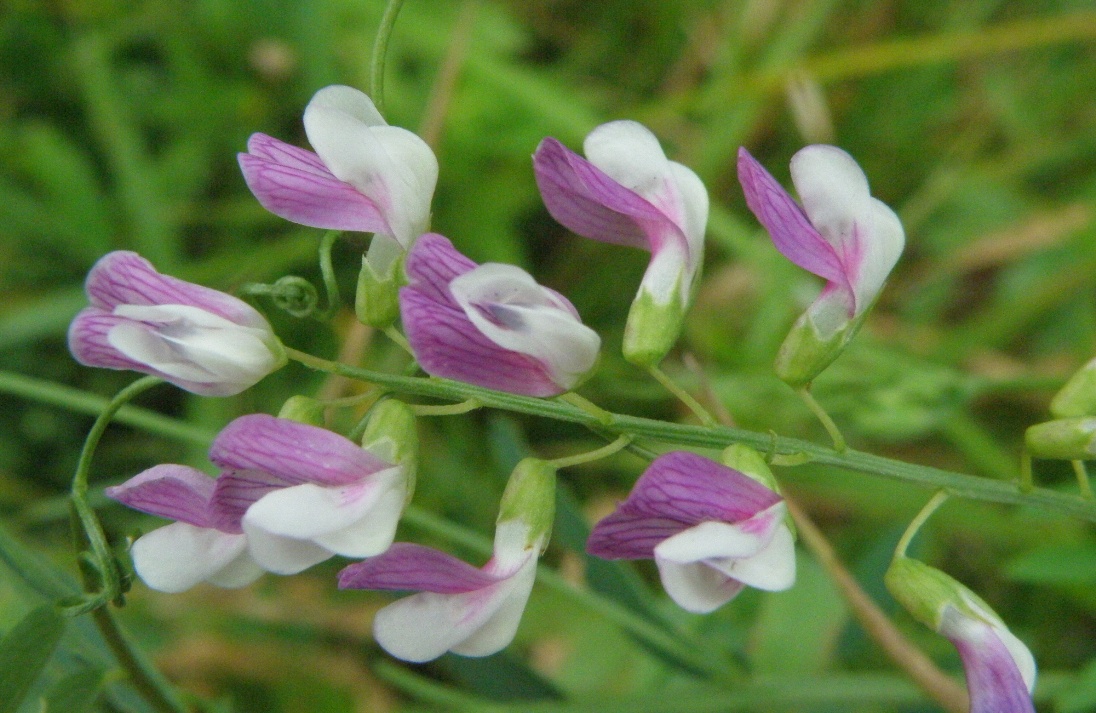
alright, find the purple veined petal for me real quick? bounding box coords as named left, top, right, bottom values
left=105, top=464, right=216, bottom=528
left=209, top=414, right=391, bottom=487
left=622, top=451, right=782, bottom=523
left=246, top=133, right=332, bottom=175
left=83, top=252, right=268, bottom=329
left=402, top=233, right=478, bottom=305
left=129, top=522, right=250, bottom=593
left=737, top=148, right=849, bottom=290
left=238, top=153, right=391, bottom=233
left=942, top=607, right=1036, bottom=713
left=400, top=287, right=564, bottom=397
left=68, top=308, right=151, bottom=372
left=209, top=468, right=290, bottom=533
left=586, top=512, right=689, bottom=560
left=338, top=542, right=504, bottom=593
left=654, top=557, right=746, bottom=614
left=533, top=137, right=666, bottom=250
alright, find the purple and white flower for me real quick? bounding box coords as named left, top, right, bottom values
left=107, top=414, right=410, bottom=591
left=238, top=85, right=438, bottom=271
left=210, top=414, right=410, bottom=574
left=68, top=251, right=285, bottom=396
left=886, top=557, right=1035, bottom=713
left=533, top=121, right=708, bottom=366
left=339, top=458, right=555, bottom=662
left=399, top=233, right=600, bottom=397
left=737, top=146, right=904, bottom=385
left=587, top=451, right=795, bottom=613
left=106, top=465, right=263, bottom=593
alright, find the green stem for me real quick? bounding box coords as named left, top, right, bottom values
left=558, top=392, right=615, bottom=426
left=369, top=0, right=408, bottom=116
left=213, top=349, right=1096, bottom=522
left=894, top=491, right=950, bottom=559
left=1072, top=460, right=1093, bottom=499
left=647, top=365, right=717, bottom=427
left=797, top=387, right=847, bottom=452
left=549, top=434, right=634, bottom=470
left=317, top=230, right=342, bottom=320
left=89, top=607, right=190, bottom=713
left=383, top=325, right=413, bottom=354
left=1020, top=450, right=1034, bottom=493
left=68, top=376, right=164, bottom=614
left=409, top=398, right=482, bottom=416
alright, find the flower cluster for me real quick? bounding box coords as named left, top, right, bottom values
left=67, top=82, right=1035, bottom=710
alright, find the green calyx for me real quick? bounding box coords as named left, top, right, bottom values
left=1051, top=357, right=1096, bottom=419
left=721, top=444, right=779, bottom=491
left=355, top=251, right=405, bottom=329
left=623, top=281, right=687, bottom=368
left=361, top=399, right=419, bottom=501
left=496, top=458, right=557, bottom=549
left=774, top=307, right=869, bottom=390
left=885, top=556, right=998, bottom=632
left=277, top=395, right=327, bottom=426
left=1025, top=417, right=1096, bottom=460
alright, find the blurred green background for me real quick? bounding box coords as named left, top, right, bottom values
left=3, top=0, right=1096, bottom=710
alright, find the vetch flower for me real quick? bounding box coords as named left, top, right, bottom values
left=105, top=465, right=263, bottom=593
left=238, top=85, right=437, bottom=256
left=534, top=121, right=708, bottom=366
left=210, top=413, right=412, bottom=575
left=587, top=451, right=795, bottom=613
left=339, top=458, right=556, bottom=662
left=68, top=251, right=286, bottom=396
left=737, top=145, right=904, bottom=387
left=238, top=85, right=439, bottom=327
left=399, top=233, right=600, bottom=397
left=886, top=556, right=1036, bottom=713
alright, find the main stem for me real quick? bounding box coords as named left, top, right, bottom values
left=369, top=0, right=408, bottom=115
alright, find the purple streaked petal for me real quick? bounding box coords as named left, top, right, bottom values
left=209, top=414, right=391, bottom=487
left=400, top=287, right=563, bottom=397
left=402, top=233, right=477, bottom=304
left=209, top=468, right=291, bottom=533
left=943, top=607, right=1035, bottom=713
left=68, top=308, right=149, bottom=372
left=737, top=148, right=848, bottom=289
left=534, top=138, right=667, bottom=250
left=238, top=153, right=390, bottom=233
left=105, top=464, right=216, bottom=528
left=338, top=543, right=503, bottom=593
left=83, top=252, right=267, bottom=329
left=622, top=451, right=781, bottom=523
left=586, top=512, right=688, bottom=560
left=246, top=133, right=331, bottom=175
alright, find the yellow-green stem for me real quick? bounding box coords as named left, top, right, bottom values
left=549, top=434, right=634, bottom=470
left=798, top=387, right=847, bottom=452
left=1072, top=460, right=1093, bottom=499
left=647, top=365, right=717, bottom=427
left=410, top=398, right=482, bottom=416
left=894, top=490, right=950, bottom=560
left=384, top=325, right=413, bottom=355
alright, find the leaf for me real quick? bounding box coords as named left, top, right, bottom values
left=0, top=604, right=66, bottom=713
left=44, top=666, right=106, bottom=713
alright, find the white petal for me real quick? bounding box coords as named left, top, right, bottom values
left=491, top=520, right=538, bottom=575
left=654, top=503, right=785, bottom=564
left=849, top=198, right=904, bottom=309
left=314, top=471, right=408, bottom=558
left=244, top=474, right=397, bottom=541
left=451, top=558, right=537, bottom=657
left=130, top=522, right=249, bottom=593
left=790, top=145, right=873, bottom=259
left=655, top=557, right=745, bottom=614
left=242, top=523, right=333, bottom=575
left=636, top=239, right=691, bottom=306
left=665, top=161, right=709, bottom=256
left=206, top=551, right=265, bottom=589
left=306, top=85, right=387, bottom=127
left=450, top=264, right=599, bottom=385
left=583, top=121, right=671, bottom=204
left=708, top=523, right=796, bottom=591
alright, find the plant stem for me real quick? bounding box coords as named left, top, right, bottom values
left=785, top=497, right=967, bottom=713
left=797, top=387, right=847, bottom=452
left=279, top=348, right=1096, bottom=522
left=557, top=392, right=615, bottom=425
left=317, top=230, right=342, bottom=320
left=647, top=365, right=717, bottom=427
left=549, top=434, right=633, bottom=469
left=383, top=324, right=413, bottom=354
left=409, top=398, right=482, bottom=416
left=894, top=491, right=950, bottom=559
left=369, top=0, right=408, bottom=116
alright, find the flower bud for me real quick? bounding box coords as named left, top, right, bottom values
left=1024, top=417, right=1096, bottom=460
left=496, top=458, right=557, bottom=549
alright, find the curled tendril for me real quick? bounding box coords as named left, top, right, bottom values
left=243, top=276, right=320, bottom=318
